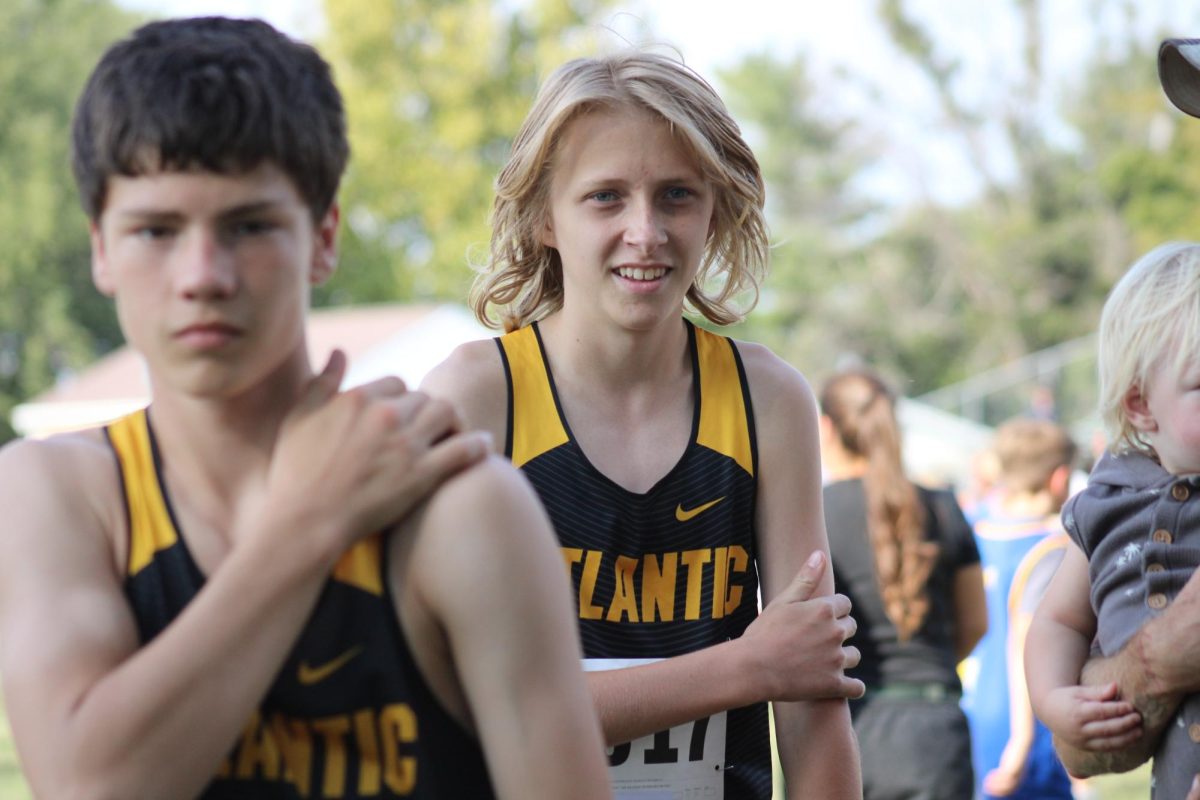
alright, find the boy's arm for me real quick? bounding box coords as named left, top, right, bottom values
left=407, top=457, right=611, bottom=800
left=984, top=598, right=1042, bottom=795
left=747, top=346, right=862, bottom=800
left=0, top=437, right=340, bottom=798
left=1027, top=544, right=1146, bottom=776
left=0, top=362, right=488, bottom=798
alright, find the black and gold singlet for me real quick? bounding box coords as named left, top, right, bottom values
left=107, top=409, right=495, bottom=799
left=496, top=320, right=770, bottom=800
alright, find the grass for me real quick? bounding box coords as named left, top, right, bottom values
left=0, top=693, right=30, bottom=800
left=1085, top=764, right=1153, bottom=799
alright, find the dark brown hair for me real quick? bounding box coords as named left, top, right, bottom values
left=820, top=369, right=938, bottom=641
left=72, top=16, right=348, bottom=221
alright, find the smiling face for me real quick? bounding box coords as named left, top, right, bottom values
left=1125, top=356, right=1200, bottom=475
left=540, top=105, right=715, bottom=332
left=90, top=163, right=338, bottom=398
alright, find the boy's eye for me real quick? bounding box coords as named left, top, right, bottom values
left=135, top=225, right=174, bottom=240
left=230, top=218, right=274, bottom=236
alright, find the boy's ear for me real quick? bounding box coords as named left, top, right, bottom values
left=310, top=203, right=340, bottom=285
left=89, top=222, right=116, bottom=297
left=1122, top=385, right=1158, bottom=434
left=1048, top=463, right=1072, bottom=502
left=538, top=209, right=557, bottom=249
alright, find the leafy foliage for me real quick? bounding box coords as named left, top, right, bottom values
left=317, top=0, right=618, bottom=307
left=0, top=0, right=141, bottom=440
left=718, top=0, right=1198, bottom=425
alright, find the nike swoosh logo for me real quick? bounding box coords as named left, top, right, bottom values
left=675, top=497, right=726, bottom=522
left=298, top=645, right=364, bottom=686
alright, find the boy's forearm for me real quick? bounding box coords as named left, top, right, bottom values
left=776, top=699, right=861, bottom=800
left=587, top=639, right=759, bottom=746
left=26, top=514, right=337, bottom=798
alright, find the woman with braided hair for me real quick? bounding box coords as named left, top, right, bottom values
left=819, top=367, right=987, bottom=800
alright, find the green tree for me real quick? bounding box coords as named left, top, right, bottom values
left=318, top=0, right=619, bottom=308
left=813, top=0, right=1180, bottom=405
left=712, top=0, right=1200, bottom=426
left=716, top=51, right=881, bottom=379
left=859, top=0, right=1122, bottom=394
left=1069, top=31, right=1200, bottom=252
left=0, top=0, right=141, bottom=441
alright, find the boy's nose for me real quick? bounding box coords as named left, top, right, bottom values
left=623, top=198, right=668, bottom=253
left=176, top=230, right=236, bottom=299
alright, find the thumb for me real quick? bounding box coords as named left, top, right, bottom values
left=298, top=349, right=347, bottom=411
left=778, top=550, right=827, bottom=603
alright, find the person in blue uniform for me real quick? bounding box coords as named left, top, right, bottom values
left=0, top=16, right=611, bottom=799
left=423, top=51, right=863, bottom=799
left=961, top=418, right=1077, bottom=799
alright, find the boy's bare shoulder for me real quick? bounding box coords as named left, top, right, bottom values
left=421, top=337, right=505, bottom=396
left=0, top=426, right=113, bottom=475
left=0, top=428, right=126, bottom=555
left=402, top=455, right=551, bottom=580
left=420, top=337, right=508, bottom=439
left=728, top=339, right=815, bottom=416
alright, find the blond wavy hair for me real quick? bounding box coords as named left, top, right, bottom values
left=471, top=50, right=769, bottom=331
left=1099, top=242, right=1200, bottom=456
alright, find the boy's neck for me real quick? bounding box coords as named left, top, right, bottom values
left=145, top=352, right=315, bottom=496
left=997, top=489, right=1058, bottom=519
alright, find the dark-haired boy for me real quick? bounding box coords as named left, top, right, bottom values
left=0, top=17, right=610, bottom=799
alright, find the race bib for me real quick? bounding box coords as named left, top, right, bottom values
left=585, top=658, right=726, bottom=800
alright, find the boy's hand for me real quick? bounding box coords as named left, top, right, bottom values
left=1043, top=682, right=1143, bottom=752
left=741, top=551, right=865, bottom=701
left=264, top=350, right=491, bottom=552
left=983, top=760, right=1023, bottom=796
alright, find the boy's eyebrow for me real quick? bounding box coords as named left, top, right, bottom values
left=577, top=172, right=705, bottom=188
left=114, top=199, right=289, bottom=221
left=219, top=200, right=290, bottom=217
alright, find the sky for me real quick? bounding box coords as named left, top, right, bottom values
left=123, top=0, right=1200, bottom=208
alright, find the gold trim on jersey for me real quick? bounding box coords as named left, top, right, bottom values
left=108, top=410, right=383, bottom=593
left=332, top=534, right=384, bottom=596
left=1008, top=531, right=1068, bottom=616
left=109, top=409, right=178, bottom=577
left=499, top=325, right=568, bottom=468
left=694, top=326, right=754, bottom=478
left=500, top=323, right=754, bottom=476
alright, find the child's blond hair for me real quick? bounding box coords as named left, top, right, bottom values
left=1099, top=242, right=1200, bottom=456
